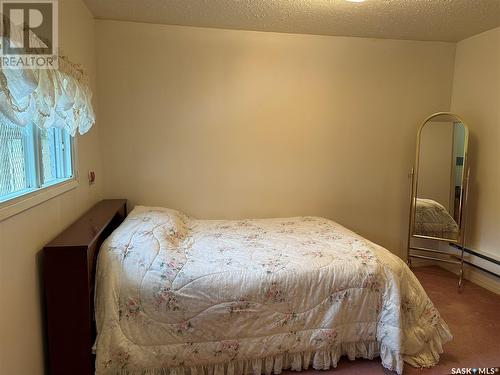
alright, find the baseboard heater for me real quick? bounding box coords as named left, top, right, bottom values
left=448, top=244, right=500, bottom=278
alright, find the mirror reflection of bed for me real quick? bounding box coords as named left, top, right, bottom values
left=415, top=198, right=458, bottom=240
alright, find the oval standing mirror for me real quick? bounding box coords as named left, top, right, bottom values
left=413, top=113, right=469, bottom=243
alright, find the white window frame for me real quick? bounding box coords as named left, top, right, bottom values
left=0, top=128, right=79, bottom=222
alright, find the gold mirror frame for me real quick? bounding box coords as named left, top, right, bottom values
left=410, top=112, right=469, bottom=243
left=407, top=112, right=471, bottom=288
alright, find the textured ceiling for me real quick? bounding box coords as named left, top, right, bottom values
left=83, top=0, right=500, bottom=42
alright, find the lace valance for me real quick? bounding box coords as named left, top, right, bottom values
left=0, top=55, right=95, bottom=136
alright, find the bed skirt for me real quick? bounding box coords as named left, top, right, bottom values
left=117, top=323, right=451, bottom=375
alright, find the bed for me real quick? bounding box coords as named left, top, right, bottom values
left=414, top=198, right=459, bottom=239
left=95, top=206, right=452, bottom=375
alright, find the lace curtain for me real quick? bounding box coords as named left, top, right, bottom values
left=0, top=56, right=95, bottom=136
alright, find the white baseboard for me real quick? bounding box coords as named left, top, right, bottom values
left=438, top=263, right=500, bottom=295
left=408, top=238, right=500, bottom=295
left=438, top=243, right=500, bottom=295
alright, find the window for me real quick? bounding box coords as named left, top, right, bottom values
left=0, top=121, right=74, bottom=204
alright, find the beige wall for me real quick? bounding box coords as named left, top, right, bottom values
left=0, top=1, right=102, bottom=374
left=96, top=21, right=455, bottom=256
left=451, top=27, right=500, bottom=260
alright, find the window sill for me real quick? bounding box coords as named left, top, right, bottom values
left=0, top=178, right=79, bottom=222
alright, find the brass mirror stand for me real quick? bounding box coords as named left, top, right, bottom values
left=406, top=112, right=471, bottom=289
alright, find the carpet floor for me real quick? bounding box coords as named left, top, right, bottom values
left=283, top=266, right=500, bottom=375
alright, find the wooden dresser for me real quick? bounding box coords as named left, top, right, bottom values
left=43, top=199, right=127, bottom=375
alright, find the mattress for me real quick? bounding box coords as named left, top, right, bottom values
left=415, top=198, right=459, bottom=239
left=95, top=206, right=452, bottom=375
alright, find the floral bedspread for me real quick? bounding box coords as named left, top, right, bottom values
left=415, top=198, right=459, bottom=239
left=95, top=206, right=452, bottom=375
